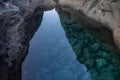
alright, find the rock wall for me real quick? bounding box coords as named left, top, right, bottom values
left=57, top=7, right=120, bottom=80
left=59, top=0, right=120, bottom=50
left=0, top=0, right=55, bottom=80
left=0, top=0, right=120, bottom=80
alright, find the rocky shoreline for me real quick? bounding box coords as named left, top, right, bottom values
left=0, top=0, right=55, bottom=80
left=57, top=7, right=120, bottom=80
left=0, top=0, right=120, bottom=80
left=59, top=0, right=120, bottom=50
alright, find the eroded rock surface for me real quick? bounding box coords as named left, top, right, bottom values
left=57, top=8, right=120, bottom=80
left=0, top=0, right=55, bottom=80
left=59, top=0, right=120, bottom=50
left=1, top=0, right=120, bottom=80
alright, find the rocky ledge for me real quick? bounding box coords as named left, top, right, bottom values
left=1, top=0, right=120, bottom=80
left=0, top=0, right=56, bottom=80
left=59, top=0, right=120, bottom=50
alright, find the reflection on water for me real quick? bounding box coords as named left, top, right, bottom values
left=22, top=9, right=91, bottom=80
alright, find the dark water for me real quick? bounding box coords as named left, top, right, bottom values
left=22, top=9, right=91, bottom=80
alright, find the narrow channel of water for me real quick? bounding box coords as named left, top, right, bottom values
left=22, top=9, right=91, bottom=80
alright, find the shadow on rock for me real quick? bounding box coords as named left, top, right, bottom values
left=0, top=4, right=44, bottom=80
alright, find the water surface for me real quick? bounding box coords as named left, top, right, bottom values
left=57, top=8, right=120, bottom=80
left=22, top=9, right=91, bottom=80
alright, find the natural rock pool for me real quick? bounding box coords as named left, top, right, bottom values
left=22, top=8, right=120, bottom=80
left=1, top=0, right=120, bottom=80
left=22, top=9, right=91, bottom=80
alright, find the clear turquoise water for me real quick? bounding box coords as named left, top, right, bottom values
left=22, top=9, right=91, bottom=80
left=57, top=8, right=120, bottom=80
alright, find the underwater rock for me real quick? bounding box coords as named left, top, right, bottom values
left=89, top=43, right=101, bottom=53
left=95, top=58, right=107, bottom=69
left=96, top=51, right=111, bottom=60
left=57, top=8, right=120, bottom=80
left=59, top=0, right=120, bottom=50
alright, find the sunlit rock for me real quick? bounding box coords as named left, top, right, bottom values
left=59, top=0, right=120, bottom=50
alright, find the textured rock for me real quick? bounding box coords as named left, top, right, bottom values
left=1, top=0, right=120, bottom=80
left=57, top=8, right=120, bottom=80
left=96, top=58, right=107, bottom=69
left=0, top=0, right=56, bottom=80
left=59, top=0, right=120, bottom=50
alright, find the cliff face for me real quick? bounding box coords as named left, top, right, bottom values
left=57, top=7, right=120, bottom=80
left=0, top=0, right=55, bottom=80
left=0, top=0, right=120, bottom=80
left=59, top=0, right=120, bottom=49
left=59, top=0, right=119, bottom=30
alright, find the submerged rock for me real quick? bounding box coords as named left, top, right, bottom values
left=0, top=0, right=120, bottom=80
left=95, top=58, right=107, bottom=69
left=89, top=43, right=101, bottom=52
left=57, top=8, right=120, bottom=80
left=59, top=0, right=120, bottom=50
